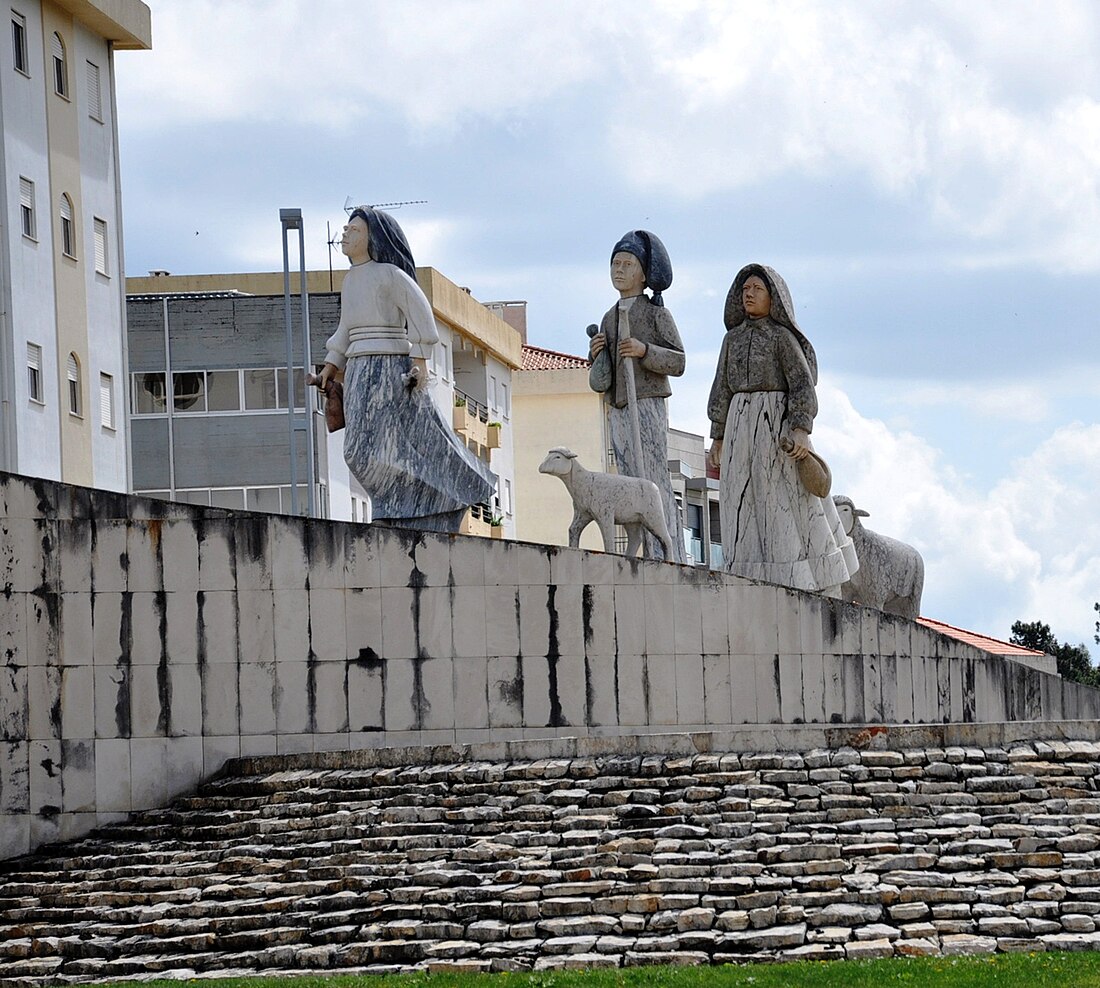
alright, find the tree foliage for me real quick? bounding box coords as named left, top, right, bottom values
left=1011, top=618, right=1097, bottom=686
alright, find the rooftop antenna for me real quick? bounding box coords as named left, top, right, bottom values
left=326, top=198, right=428, bottom=291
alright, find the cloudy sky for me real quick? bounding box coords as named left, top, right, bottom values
left=114, top=1, right=1100, bottom=648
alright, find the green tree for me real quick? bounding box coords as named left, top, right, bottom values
left=1011, top=619, right=1097, bottom=686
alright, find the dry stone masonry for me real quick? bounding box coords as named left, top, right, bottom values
left=6, top=734, right=1100, bottom=982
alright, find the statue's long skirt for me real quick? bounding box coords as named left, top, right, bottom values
left=720, top=390, right=853, bottom=593
left=343, top=354, right=495, bottom=532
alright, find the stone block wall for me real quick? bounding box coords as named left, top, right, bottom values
left=2, top=469, right=1098, bottom=860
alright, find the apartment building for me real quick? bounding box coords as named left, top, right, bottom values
left=125, top=268, right=523, bottom=536
left=0, top=0, right=150, bottom=489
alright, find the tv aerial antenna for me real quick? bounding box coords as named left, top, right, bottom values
left=326, top=197, right=428, bottom=290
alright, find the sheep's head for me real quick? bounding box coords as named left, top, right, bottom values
left=832, top=494, right=869, bottom=537
left=539, top=447, right=578, bottom=477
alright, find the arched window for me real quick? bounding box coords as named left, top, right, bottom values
left=59, top=194, right=75, bottom=257
left=67, top=352, right=81, bottom=417
left=50, top=32, right=68, bottom=97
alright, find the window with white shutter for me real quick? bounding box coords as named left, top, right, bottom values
left=86, top=60, right=101, bottom=120
left=67, top=352, right=81, bottom=416
left=19, top=176, right=35, bottom=239
left=51, top=31, right=66, bottom=97
left=93, top=217, right=107, bottom=275
left=27, top=342, right=42, bottom=403
left=11, top=11, right=28, bottom=75
left=99, top=373, right=114, bottom=428
left=60, top=194, right=75, bottom=257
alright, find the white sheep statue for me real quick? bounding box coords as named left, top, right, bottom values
left=538, top=447, right=674, bottom=560
left=832, top=494, right=924, bottom=620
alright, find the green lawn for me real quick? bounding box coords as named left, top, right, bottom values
left=99, top=953, right=1100, bottom=988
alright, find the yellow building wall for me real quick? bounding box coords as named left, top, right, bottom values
left=512, top=367, right=608, bottom=551
left=44, top=2, right=92, bottom=485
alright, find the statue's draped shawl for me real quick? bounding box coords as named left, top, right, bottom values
left=724, top=264, right=818, bottom=384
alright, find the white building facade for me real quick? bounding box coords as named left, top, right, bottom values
left=0, top=0, right=150, bottom=489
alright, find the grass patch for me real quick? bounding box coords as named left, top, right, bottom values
left=99, top=952, right=1100, bottom=988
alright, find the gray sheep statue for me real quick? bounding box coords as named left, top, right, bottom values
left=832, top=494, right=924, bottom=620
left=539, top=447, right=674, bottom=560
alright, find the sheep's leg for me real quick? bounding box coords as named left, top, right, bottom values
left=568, top=511, right=593, bottom=549
left=596, top=517, right=618, bottom=554
left=624, top=524, right=643, bottom=558
left=650, top=525, right=675, bottom=563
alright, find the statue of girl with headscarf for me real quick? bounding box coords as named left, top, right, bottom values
left=706, top=264, right=855, bottom=593
left=315, top=207, right=495, bottom=532
left=588, top=230, right=687, bottom=564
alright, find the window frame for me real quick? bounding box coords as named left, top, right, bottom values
left=99, top=372, right=114, bottom=429
left=27, top=342, right=42, bottom=404
left=86, top=59, right=102, bottom=121
left=19, top=176, right=36, bottom=241
left=50, top=30, right=67, bottom=98
left=11, top=9, right=28, bottom=76
left=93, top=216, right=108, bottom=275
left=67, top=352, right=82, bottom=418
left=59, top=193, right=75, bottom=258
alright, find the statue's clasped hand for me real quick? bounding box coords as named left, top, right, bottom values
left=618, top=339, right=647, bottom=359
left=309, top=362, right=340, bottom=394
left=780, top=428, right=811, bottom=461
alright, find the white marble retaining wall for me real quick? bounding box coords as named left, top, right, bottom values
left=3, top=469, right=1099, bottom=860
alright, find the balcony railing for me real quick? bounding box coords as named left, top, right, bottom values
left=454, top=389, right=489, bottom=423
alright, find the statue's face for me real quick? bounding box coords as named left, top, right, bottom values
left=341, top=216, right=370, bottom=263
left=611, top=251, right=646, bottom=296
left=836, top=501, right=855, bottom=536
left=742, top=275, right=771, bottom=319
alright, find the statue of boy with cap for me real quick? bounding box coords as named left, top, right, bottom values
left=588, top=230, right=687, bottom=564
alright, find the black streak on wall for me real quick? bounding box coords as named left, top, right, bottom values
left=545, top=585, right=564, bottom=728
left=497, top=589, right=523, bottom=711
left=407, top=541, right=429, bottom=729
left=196, top=590, right=208, bottom=732
left=116, top=593, right=133, bottom=736
left=772, top=655, right=782, bottom=724
left=153, top=527, right=171, bottom=736
left=305, top=574, right=318, bottom=734
left=582, top=585, right=595, bottom=725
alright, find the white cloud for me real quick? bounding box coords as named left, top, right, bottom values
left=119, top=2, right=1100, bottom=271
left=815, top=382, right=1100, bottom=646
left=603, top=2, right=1100, bottom=270
left=120, top=0, right=609, bottom=130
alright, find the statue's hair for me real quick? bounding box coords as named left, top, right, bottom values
left=349, top=207, right=417, bottom=281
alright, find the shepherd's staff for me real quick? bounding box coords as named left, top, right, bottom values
left=617, top=303, right=645, bottom=480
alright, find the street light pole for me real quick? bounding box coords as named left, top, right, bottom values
left=280, top=208, right=316, bottom=518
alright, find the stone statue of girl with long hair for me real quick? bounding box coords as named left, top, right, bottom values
left=707, top=264, right=855, bottom=593
left=315, top=207, right=494, bottom=532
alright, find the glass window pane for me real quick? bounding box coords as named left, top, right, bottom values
left=209, top=488, right=244, bottom=509
left=206, top=370, right=240, bottom=411
left=244, top=369, right=277, bottom=410
left=247, top=487, right=282, bottom=513
left=177, top=489, right=210, bottom=505
left=133, top=372, right=166, bottom=414
left=173, top=371, right=205, bottom=412
left=275, top=368, right=308, bottom=409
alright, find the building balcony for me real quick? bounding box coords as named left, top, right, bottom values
left=453, top=393, right=488, bottom=448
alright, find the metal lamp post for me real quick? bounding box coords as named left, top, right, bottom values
left=280, top=208, right=316, bottom=518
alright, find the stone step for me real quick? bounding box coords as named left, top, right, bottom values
left=9, top=744, right=1100, bottom=980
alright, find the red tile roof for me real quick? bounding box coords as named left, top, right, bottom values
left=522, top=344, right=590, bottom=371
left=917, top=617, right=1046, bottom=657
